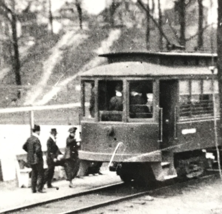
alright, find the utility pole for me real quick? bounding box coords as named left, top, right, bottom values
left=217, top=0, right=222, bottom=179
left=218, top=0, right=222, bottom=128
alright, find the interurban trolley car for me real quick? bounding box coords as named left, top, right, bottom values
left=78, top=52, right=220, bottom=184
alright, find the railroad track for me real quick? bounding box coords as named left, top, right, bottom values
left=2, top=173, right=218, bottom=214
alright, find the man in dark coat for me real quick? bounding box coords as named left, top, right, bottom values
left=109, top=84, right=123, bottom=111
left=130, top=88, right=150, bottom=118
left=63, top=127, right=80, bottom=188
left=44, top=128, right=62, bottom=189
left=23, top=124, right=45, bottom=193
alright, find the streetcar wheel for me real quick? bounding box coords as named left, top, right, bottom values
left=118, top=163, right=156, bottom=187
left=119, top=173, right=133, bottom=184
left=87, top=161, right=103, bottom=175
left=134, top=163, right=156, bottom=187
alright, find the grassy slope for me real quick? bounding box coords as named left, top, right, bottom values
left=45, top=25, right=110, bottom=105
left=0, top=33, right=61, bottom=108
left=0, top=17, right=217, bottom=125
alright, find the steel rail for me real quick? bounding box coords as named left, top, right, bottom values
left=59, top=173, right=218, bottom=214
left=2, top=173, right=217, bottom=214
left=0, top=182, right=123, bottom=214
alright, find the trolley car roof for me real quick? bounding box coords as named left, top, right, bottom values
left=80, top=61, right=216, bottom=78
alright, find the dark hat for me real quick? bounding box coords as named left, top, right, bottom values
left=115, top=83, right=122, bottom=91
left=32, top=124, right=40, bottom=132
left=68, top=127, right=77, bottom=133
left=50, top=128, right=57, bottom=134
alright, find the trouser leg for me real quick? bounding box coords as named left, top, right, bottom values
left=46, top=165, right=55, bottom=186
left=31, top=164, right=38, bottom=193
left=37, top=162, right=44, bottom=191
left=64, top=160, right=72, bottom=181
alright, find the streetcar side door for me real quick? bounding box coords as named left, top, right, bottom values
left=159, top=80, right=178, bottom=148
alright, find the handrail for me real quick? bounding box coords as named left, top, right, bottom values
left=158, top=108, right=163, bottom=142
left=108, top=142, right=123, bottom=169
left=174, top=107, right=178, bottom=139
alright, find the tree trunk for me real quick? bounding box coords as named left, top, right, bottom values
left=179, top=0, right=186, bottom=47
left=11, top=13, right=21, bottom=98
left=48, top=0, right=53, bottom=34
left=146, top=0, right=150, bottom=50
left=217, top=0, right=222, bottom=138
left=151, top=0, right=155, bottom=14
left=197, top=0, right=203, bottom=51
left=11, top=14, right=21, bottom=86
left=110, top=0, right=116, bottom=27
left=75, top=0, right=82, bottom=29
left=158, top=0, right=163, bottom=51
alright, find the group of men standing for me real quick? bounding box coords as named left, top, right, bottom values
left=23, top=124, right=80, bottom=193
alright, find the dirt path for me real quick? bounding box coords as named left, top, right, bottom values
left=35, top=29, right=121, bottom=106
left=23, top=30, right=88, bottom=106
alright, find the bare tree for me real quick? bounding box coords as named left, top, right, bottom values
left=75, top=0, right=82, bottom=29
left=197, top=0, right=203, bottom=50
left=178, top=0, right=186, bottom=47
left=109, top=0, right=121, bottom=27
left=48, top=0, right=53, bottom=34
left=136, top=0, right=184, bottom=51
left=145, top=0, right=150, bottom=49
left=0, top=0, right=21, bottom=92
left=158, top=0, right=163, bottom=51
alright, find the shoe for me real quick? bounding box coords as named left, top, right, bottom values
left=48, top=185, right=59, bottom=190
left=98, top=172, right=103, bottom=175
left=32, top=190, right=37, bottom=193
left=38, top=190, right=46, bottom=193
left=69, top=184, right=74, bottom=188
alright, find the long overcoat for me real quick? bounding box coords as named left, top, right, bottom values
left=23, top=135, right=43, bottom=165
left=46, top=137, right=62, bottom=165
left=63, top=136, right=79, bottom=160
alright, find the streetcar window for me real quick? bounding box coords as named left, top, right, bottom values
left=98, top=80, right=123, bottom=121
left=191, top=80, right=202, bottom=116
left=179, top=79, right=218, bottom=119
left=214, top=80, right=220, bottom=116
left=83, top=81, right=95, bottom=118
left=129, top=80, right=153, bottom=118
left=179, top=80, right=190, bottom=118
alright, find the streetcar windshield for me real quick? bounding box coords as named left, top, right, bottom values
left=129, top=80, right=153, bottom=119
left=98, top=80, right=123, bottom=121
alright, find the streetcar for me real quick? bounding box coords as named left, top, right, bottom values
left=78, top=52, right=220, bottom=184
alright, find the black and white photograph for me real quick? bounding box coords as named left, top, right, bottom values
left=0, top=0, right=221, bottom=213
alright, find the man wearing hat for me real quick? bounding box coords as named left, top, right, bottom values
left=23, top=124, right=45, bottom=193
left=130, top=85, right=150, bottom=118
left=109, top=83, right=123, bottom=111
left=44, top=128, right=62, bottom=189
left=63, top=127, right=80, bottom=188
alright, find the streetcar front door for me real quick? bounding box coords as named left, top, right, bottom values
left=159, top=80, right=178, bottom=148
